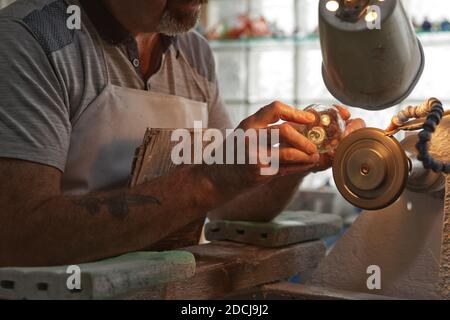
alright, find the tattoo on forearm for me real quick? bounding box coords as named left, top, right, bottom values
left=72, top=192, right=161, bottom=218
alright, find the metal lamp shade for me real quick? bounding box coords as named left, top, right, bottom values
left=319, top=0, right=424, bottom=110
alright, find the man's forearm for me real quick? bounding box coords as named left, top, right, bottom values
left=208, top=173, right=306, bottom=222
left=1, top=165, right=219, bottom=267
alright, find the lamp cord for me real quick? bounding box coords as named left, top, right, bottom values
left=416, top=99, right=450, bottom=174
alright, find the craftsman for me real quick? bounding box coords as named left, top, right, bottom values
left=0, top=0, right=364, bottom=267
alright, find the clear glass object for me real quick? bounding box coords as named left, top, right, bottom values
left=297, top=104, right=346, bottom=154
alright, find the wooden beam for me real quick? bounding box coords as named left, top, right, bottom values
left=440, top=174, right=450, bottom=299
left=126, top=240, right=325, bottom=300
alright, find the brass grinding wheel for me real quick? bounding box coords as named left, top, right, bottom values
left=332, top=128, right=409, bottom=210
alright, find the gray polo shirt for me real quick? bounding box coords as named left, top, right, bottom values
left=0, top=0, right=232, bottom=172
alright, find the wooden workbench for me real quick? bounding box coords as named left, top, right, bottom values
left=124, top=240, right=325, bottom=300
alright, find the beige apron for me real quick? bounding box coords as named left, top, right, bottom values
left=61, top=46, right=208, bottom=195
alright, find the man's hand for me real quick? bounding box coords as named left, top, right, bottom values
left=207, top=102, right=365, bottom=223
left=203, top=101, right=321, bottom=198
left=204, top=102, right=366, bottom=194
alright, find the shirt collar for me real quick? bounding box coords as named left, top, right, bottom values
left=79, top=0, right=179, bottom=54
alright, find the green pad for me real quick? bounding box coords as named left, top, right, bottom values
left=205, top=211, right=343, bottom=248
left=0, top=251, right=195, bottom=300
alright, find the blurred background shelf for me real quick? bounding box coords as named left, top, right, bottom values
left=209, top=35, right=320, bottom=49
left=209, top=31, right=450, bottom=48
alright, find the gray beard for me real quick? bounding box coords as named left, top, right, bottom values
left=157, top=9, right=200, bottom=36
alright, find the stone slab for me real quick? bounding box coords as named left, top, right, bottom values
left=205, top=211, right=342, bottom=248
left=0, top=251, right=195, bottom=300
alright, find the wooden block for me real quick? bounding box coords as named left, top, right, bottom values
left=205, top=211, right=342, bottom=248
left=125, top=240, right=326, bottom=300
left=0, top=251, right=195, bottom=300
left=440, top=174, right=450, bottom=299
left=258, top=282, right=396, bottom=300
left=130, top=128, right=210, bottom=187
left=130, top=128, right=182, bottom=187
